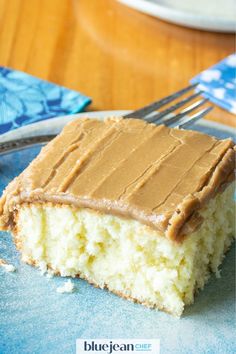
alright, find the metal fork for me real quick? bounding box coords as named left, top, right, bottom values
left=0, top=83, right=213, bottom=154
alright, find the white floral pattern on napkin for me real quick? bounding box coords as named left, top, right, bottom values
left=0, top=67, right=91, bottom=134
left=191, top=53, right=236, bottom=114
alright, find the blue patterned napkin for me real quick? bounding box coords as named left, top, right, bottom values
left=0, top=67, right=91, bottom=134
left=191, top=53, right=236, bottom=114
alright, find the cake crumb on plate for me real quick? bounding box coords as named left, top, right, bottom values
left=46, top=272, right=53, bottom=279
left=56, top=280, right=75, bottom=293
left=0, top=258, right=16, bottom=272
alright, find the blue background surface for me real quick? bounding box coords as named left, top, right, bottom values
left=0, top=123, right=235, bottom=354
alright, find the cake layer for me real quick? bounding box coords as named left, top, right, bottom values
left=13, top=184, right=235, bottom=317
left=0, top=118, right=235, bottom=240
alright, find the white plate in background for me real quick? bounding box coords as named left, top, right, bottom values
left=118, top=0, right=236, bottom=32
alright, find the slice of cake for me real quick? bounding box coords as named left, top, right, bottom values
left=0, top=117, right=235, bottom=317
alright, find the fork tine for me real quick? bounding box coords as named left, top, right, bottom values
left=178, top=107, right=214, bottom=129
left=164, top=98, right=209, bottom=126
left=123, top=83, right=198, bottom=119
left=146, top=91, right=203, bottom=123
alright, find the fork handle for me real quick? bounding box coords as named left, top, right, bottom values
left=0, top=135, right=56, bottom=154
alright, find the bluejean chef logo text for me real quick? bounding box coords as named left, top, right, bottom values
left=76, top=339, right=160, bottom=354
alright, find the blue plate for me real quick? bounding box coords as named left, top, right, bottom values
left=0, top=112, right=235, bottom=354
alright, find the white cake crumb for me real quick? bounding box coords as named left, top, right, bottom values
left=56, top=280, right=75, bottom=293
left=0, top=259, right=16, bottom=272
left=38, top=261, right=47, bottom=276
left=46, top=272, right=53, bottom=279
left=3, top=264, right=16, bottom=272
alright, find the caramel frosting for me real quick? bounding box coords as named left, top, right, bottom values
left=0, top=117, right=235, bottom=241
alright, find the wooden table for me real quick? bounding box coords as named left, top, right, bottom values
left=0, top=0, right=235, bottom=127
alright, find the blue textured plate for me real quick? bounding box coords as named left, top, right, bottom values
left=0, top=111, right=235, bottom=354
